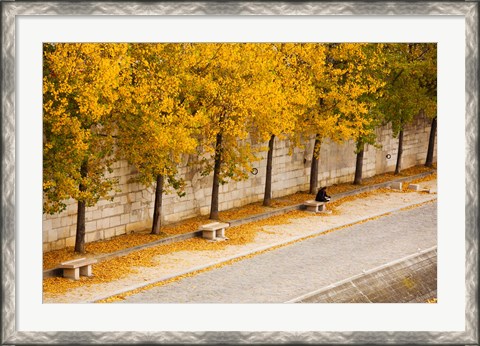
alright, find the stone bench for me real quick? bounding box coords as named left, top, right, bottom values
left=199, top=222, right=230, bottom=241
left=58, top=257, right=97, bottom=280
left=304, top=200, right=328, bottom=213
left=408, top=183, right=432, bottom=193
left=390, top=182, right=403, bottom=190
left=408, top=183, right=421, bottom=191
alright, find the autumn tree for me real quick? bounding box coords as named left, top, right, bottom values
left=297, top=43, right=346, bottom=193
left=378, top=43, right=437, bottom=174
left=43, top=43, right=130, bottom=253
left=344, top=44, right=388, bottom=185
left=116, top=43, right=204, bottom=234
left=248, top=44, right=314, bottom=206
left=422, top=46, right=438, bottom=168
left=187, top=43, right=264, bottom=220
left=294, top=43, right=386, bottom=189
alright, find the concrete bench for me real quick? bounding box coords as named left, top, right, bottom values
left=199, top=222, right=230, bottom=241
left=408, top=183, right=421, bottom=191
left=390, top=182, right=403, bottom=190
left=304, top=200, right=328, bottom=213
left=58, top=258, right=97, bottom=280
left=408, top=183, right=432, bottom=193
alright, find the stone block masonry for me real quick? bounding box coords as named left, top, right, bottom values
left=43, top=114, right=436, bottom=252
left=295, top=247, right=437, bottom=303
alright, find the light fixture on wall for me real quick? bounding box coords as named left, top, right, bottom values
left=251, top=168, right=258, bottom=175
left=386, top=154, right=392, bottom=159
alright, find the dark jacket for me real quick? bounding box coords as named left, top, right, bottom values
left=315, top=188, right=331, bottom=202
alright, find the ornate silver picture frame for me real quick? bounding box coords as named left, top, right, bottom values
left=2, top=1, right=478, bottom=344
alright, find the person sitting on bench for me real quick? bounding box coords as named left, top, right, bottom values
left=315, top=186, right=331, bottom=202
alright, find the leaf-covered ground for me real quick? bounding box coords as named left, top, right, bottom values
left=43, top=209, right=308, bottom=296
left=43, top=165, right=436, bottom=297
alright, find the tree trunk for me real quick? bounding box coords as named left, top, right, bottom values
left=395, top=129, right=404, bottom=175
left=210, top=132, right=223, bottom=220
left=263, top=135, right=275, bottom=206
left=151, top=174, right=164, bottom=235
left=75, top=200, right=86, bottom=253
left=74, top=160, right=88, bottom=253
left=425, top=116, right=437, bottom=167
left=309, top=134, right=321, bottom=194
left=353, top=143, right=364, bottom=185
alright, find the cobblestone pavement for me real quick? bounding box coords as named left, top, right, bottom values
left=117, top=201, right=437, bottom=304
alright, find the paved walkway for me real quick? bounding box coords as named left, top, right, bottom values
left=117, top=201, right=437, bottom=303
left=43, top=179, right=437, bottom=303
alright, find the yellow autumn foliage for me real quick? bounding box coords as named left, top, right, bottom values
left=43, top=42, right=436, bottom=253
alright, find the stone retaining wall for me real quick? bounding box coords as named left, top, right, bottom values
left=294, top=247, right=437, bottom=303
left=43, top=114, right=436, bottom=252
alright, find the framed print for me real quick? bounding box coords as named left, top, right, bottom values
left=2, top=1, right=478, bottom=345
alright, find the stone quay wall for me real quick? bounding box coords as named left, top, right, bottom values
left=43, top=114, right=436, bottom=252
left=296, top=247, right=437, bottom=303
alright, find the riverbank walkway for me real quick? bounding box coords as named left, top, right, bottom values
left=43, top=178, right=437, bottom=304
